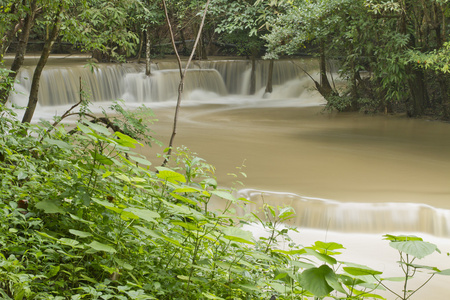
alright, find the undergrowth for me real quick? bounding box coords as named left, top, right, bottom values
left=0, top=103, right=449, bottom=300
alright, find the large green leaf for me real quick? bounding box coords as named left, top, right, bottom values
left=44, top=137, right=73, bottom=150
left=90, top=151, right=114, bottom=165
left=69, top=229, right=93, bottom=238
left=304, top=248, right=337, bottom=265
left=222, top=227, right=254, bottom=244
left=210, top=190, right=237, bottom=202
left=299, top=265, right=335, bottom=297
left=123, top=207, right=160, bottom=222
left=114, top=131, right=142, bottom=148
left=389, top=241, right=438, bottom=259
left=325, top=268, right=347, bottom=294
left=129, top=155, right=152, bottom=166
left=84, top=120, right=111, bottom=136
left=86, top=241, right=117, bottom=253
left=313, top=241, right=345, bottom=254
left=155, top=167, right=186, bottom=183
left=35, top=200, right=66, bottom=214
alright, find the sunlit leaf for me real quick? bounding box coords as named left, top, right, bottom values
left=383, top=234, right=423, bottom=242
left=156, top=167, right=186, bottom=183
left=114, top=131, right=141, bottom=147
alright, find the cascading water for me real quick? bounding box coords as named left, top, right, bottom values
left=9, top=58, right=321, bottom=107
left=238, top=189, right=450, bottom=236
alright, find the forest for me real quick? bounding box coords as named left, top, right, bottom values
left=2, top=0, right=450, bottom=120
left=1, top=0, right=450, bottom=299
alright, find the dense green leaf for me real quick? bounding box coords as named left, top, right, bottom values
left=35, top=200, right=66, bottom=214
left=222, top=227, right=254, bottom=244
left=123, top=207, right=160, bottom=222
left=299, top=265, right=335, bottom=297
left=69, top=229, right=93, bottom=238
left=86, top=241, right=117, bottom=254
left=156, top=167, right=186, bottom=183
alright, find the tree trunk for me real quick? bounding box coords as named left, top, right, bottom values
left=319, top=44, right=333, bottom=96
left=137, top=29, right=144, bottom=64
left=179, top=28, right=188, bottom=56
left=0, top=0, right=37, bottom=105
left=438, top=75, right=449, bottom=120
left=192, top=24, right=207, bottom=60
left=22, top=8, right=61, bottom=124
left=250, top=54, right=256, bottom=95
left=406, top=67, right=428, bottom=117
left=1, top=20, right=24, bottom=61
left=314, top=43, right=335, bottom=99
left=264, top=59, right=274, bottom=94
left=145, top=27, right=151, bottom=76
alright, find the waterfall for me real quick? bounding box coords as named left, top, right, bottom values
left=9, top=58, right=321, bottom=107
left=237, top=189, right=450, bottom=236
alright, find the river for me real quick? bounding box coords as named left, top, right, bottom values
left=6, top=55, right=450, bottom=298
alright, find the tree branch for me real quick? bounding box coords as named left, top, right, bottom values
left=161, top=0, right=211, bottom=167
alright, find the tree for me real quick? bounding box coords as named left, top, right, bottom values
left=211, top=0, right=285, bottom=94
left=21, top=1, right=63, bottom=124
left=0, top=0, right=143, bottom=122
left=0, top=0, right=39, bottom=105
left=264, top=0, right=450, bottom=118
left=132, top=0, right=165, bottom=75
left=69, top=0, right=139, bottom=62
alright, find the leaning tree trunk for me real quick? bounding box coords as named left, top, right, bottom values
left=264, top=59, right=274, bottom=94
left=22, top=8, right=61, bottom=124
left=318, top=43, right=334, bottom=98
left=145, top=27, right=151, bottom=76
left=1, top=16, right=24, bottom=61
left=0, top=0, right=37, bottom=105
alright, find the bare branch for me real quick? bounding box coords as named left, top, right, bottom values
left=161, top=0, right=211, bottom=167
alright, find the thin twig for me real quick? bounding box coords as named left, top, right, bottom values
left=161, top=0, right=211, bottom=167
left=39, top=77, right=84, bottom=142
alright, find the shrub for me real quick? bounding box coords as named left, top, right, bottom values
left=0, top=102, right=448, bottom=299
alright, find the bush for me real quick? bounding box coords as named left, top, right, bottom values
left=0, top=102, right=449, bottom=299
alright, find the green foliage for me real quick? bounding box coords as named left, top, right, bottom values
left=0, top=100, right=448, bottom=299
left=264, top=0, right=450, bottom=117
